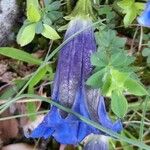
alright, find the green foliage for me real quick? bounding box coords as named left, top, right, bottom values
left=0, top=47, right=52, bottom=120
left=26, top=101, right=37, bottom=120
left=95, top=29, right=127, bottom=53
left=86, top=69, right=105, bottom=88
left=117, top=0, right=144, bottom=27
left=0, top=47, right=42, bottom=65
left=28, top=64, right=51, bottom=94
left=0, top=79, right=27, bottom=99
left=111, top=90, right=128, bottom=118
left=0, top=47, right=53, bottom=120
left=27, top=4, right=41, bottom=22
left=27, top=0, right=39, bottom=8
left=142, top=42, right=150, bottom=65
left=43, top=1, right=63, bottom=23
left=87, top=29, right=148, bottom=118
left=35, top=21, right=44, bottom=34
left=124, top=78, right=148, bottom=96
left=97, top=5, right=116, bottom=27
left=98, top=6, right=115, bottom=20
left=17, top=0, right=61, bottom=46
left=17, top=23, right=36, bottom=46
left=41, top=24, right=60, bottom=39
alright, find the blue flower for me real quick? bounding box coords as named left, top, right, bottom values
left=29, top=17, right=123, bottom=145
left=137, top=1, right=150, bottom=27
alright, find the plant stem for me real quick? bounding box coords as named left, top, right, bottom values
left=139, top=96, right=148, bottom=150
left=128, top=99, right=150, bottom=110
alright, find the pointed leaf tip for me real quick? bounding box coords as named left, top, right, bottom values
left=17, top=23, right=36, bottom=46
left=41, top=24, right=60, bottom=40
left=111, top=91, right=128, bottom=118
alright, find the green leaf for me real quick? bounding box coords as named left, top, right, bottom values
left=142, top=48, right=150, bottom=57
left=46, top=1, right=61, bottom=11
left=27, top=102, right=37, bottom=120
left=123, top=7, right=137, bottom=27
left=98, top=6, right=116, bottom=22
left=124, top=79, right=148, bottom=96
left=101, top=73, right=112, bottom=95
left=0, top=79, right=27, bottom=99
left=90, top=28, right=138, bottom=98
left=41, top=24, right=60, bottom=40
left=27, top=64, right=49, bottom=121
left=28, top=65, right=48, bottom=93
left=102, top=69, right=131, bottom=97
left=43, top=14, right=52, bottom=25
left=44, top=0, right=52, bottom=5
left=135, top=2, right=145, bottom=11
left=98, top=6, right=112, bottom=15
left=91, top=51, right=108, bottom=67
left=96, top=29, right=126, bottom=53
left=47, top=11, right=63, bottom=22
left=142, top=46, right=150, bottom=65
left=147, top=57, right=150, bottom=64
left=111, top=90, right=128, bottom=118
left=117, top=0, right=134, bottom=9
left=148, top=41, right=150, bottom=47
left=35, top=21, right=44, bottom=34
left=27, top=0, right=39, bottom=8
left=121, top=132, right=134, bottom=150
left=113, top=37, right=126, bottom=49
left=110, top=52, right=134, bottom=68
left=0, top=47, right=42, bottom=65
left=17, top=23, right=36, bottom=46
left=86, top=69, right=105, bottom=88
left=111, top=52, right=125, bottom=66
left=111, top=69, right=129, bottom=84
left=27, top=4, right=41, bottom=22
left=117, top=0, right=143, bottom=27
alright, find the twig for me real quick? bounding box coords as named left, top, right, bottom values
left=45, top=40, right=54, bottom=60
left=123, top=121, right=150, bottom=126
left=138, top=26, right=143, bottom=52
left=130, top=26, right=139, bottom=54
left=0, top=99, right=41, bottom=104
left=0, top=110, right=48, bottom=121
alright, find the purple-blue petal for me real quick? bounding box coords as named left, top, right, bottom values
left=30, top=86, right=122, bottom=144
left=30, top=123, right=54, bottom=139
left=53, top=121, right=79, bottom=144
left=52, top=17, right=96, bottom=110
left=98, top=97, right=123, bottom=132
left=137, top=1, right=150, bottom=27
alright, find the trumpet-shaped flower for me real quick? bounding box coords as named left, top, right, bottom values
left=30, top=17, right=122, bottom=144
left=137, top=1, right=150, bottom=27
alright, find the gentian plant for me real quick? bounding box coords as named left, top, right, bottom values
left=30, top=0, right=122, bottom=145
left=137, top=0, right=150, bottom=27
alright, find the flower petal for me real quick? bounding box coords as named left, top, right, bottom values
left=53, top=17, right=96, bottom=114
left=98, top=97, right=123, bottom=132
left=53, top=121, right=79, bottom=144
left=137, top=1, right=150, bottom=27
left=30, top=123, right=54, bottom=139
